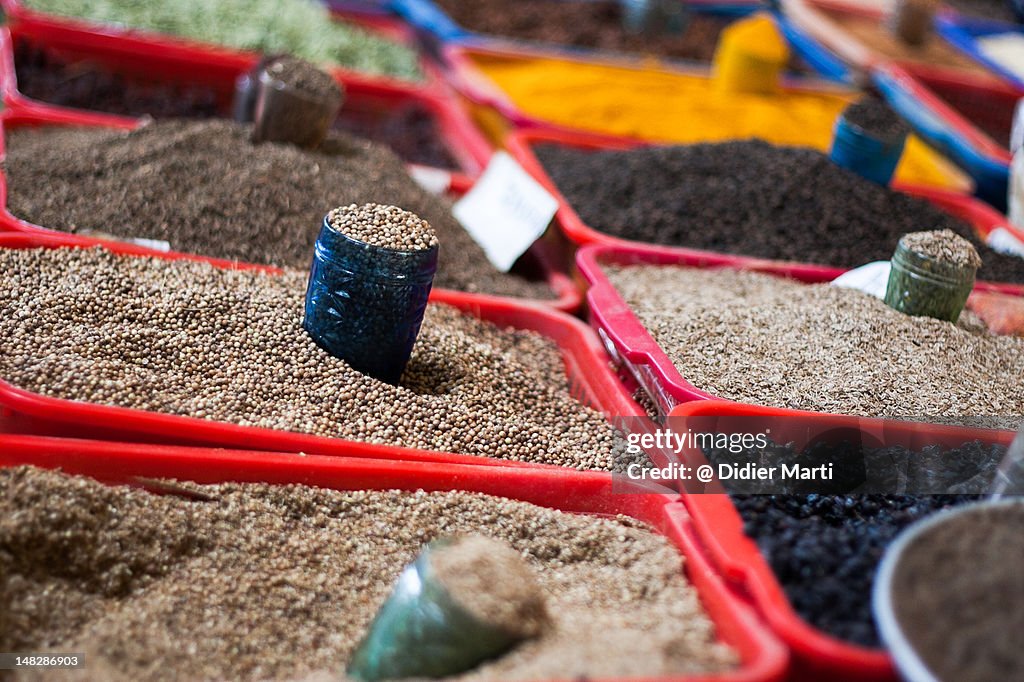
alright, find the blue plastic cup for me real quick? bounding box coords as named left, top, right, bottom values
left=303, top=214, right=438, bottom=385
left=829, top=113, right=908, bottom=186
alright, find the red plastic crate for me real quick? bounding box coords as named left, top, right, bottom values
left=509, top=126, right=1024, bottom=288
left=577, top=242, right=1024, bottom=418
left=0, top=104, right=580, bottom=312
left=0, top=232, right=630, bottom=466
left=0, top=24, right=493, bottom=177
left=0, top=433, right=789, bottom=682
left=877, top=62, right=1015, bottom=167
left=0, top=0, right=435, bottom=89
left=667, top=399, right=1015, bottom=682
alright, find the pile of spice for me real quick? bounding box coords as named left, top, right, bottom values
left=21, top=0, right=421, bottom=80
left=889, top=501, right=1024, bottom=682
left=605, top=264, right=1024, bottom=420
left=0, top=247, right=622, bottom=470
left=842, top=95, right=910, bottom=139
left=817, top=5, right=990, bottom=74
left=733, top=493, right=979, bottom=646
left=2, top=120, right=546, bottom=298
left=433, top=0, right=732, bottom=62
left=12, top=42, right=459, bottom=169
left=540, top=140, right=1024, bottom=283
left=0, top=466, right=738, bottom=681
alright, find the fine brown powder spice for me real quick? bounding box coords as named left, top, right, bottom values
left=0, top=247, right=627, bottom=470
left=890, top=502, right=1024, bottom=682
left=1, top=120, right=551, bottom=299
left=606, top=264, right=1024, bottom=420
left=0, top=466, right=738, bottom=681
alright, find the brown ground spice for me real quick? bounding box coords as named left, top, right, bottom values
left=1, top=466, right=737, bottom=682
left=824, top=7, right=991, bottom=74
left=430, top=535, right=548, bottom=639
left=0, top=246, right=631, bottom=470
left=606, top=264, right=1024, bottom=420
left=1, top=120, right=551, bottom=299
left=890, top=502, right=1024, bottom=682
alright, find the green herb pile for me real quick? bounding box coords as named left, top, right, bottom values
left=24, top=0, right=422, bottom=80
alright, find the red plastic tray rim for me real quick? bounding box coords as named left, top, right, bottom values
left=0, top=433, right=789, bottom=682
left=509, top=125, right=1024, bottom=294
left=876, top=62, right=1015, bottom=164
left=0, top=232, right=640, bottom=469
left=668, top=399, right=1016, bottom=679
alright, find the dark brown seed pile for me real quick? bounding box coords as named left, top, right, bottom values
left=1, top=466, right=737, bottom=682
left=842, top=96, right=910, bottom=140
left=536, top=139, right=1024, bottom=284
left=901, top=229, right=982, bottom=268
left=0, top=247, right=616, bottom=469
left=2, top=120, right=551, bottom=299
left=891, top=501, right=1024, bottom=682
left=327, top=203, right=438, bottom=251
left=263, top=55, right=341, bottom=101
left=433, top=0, right=731, bottom=62
left=606, top=264, right=1024, bottom=420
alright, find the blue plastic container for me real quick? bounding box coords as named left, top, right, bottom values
left=304, top=215, right=438, bottom=385
left=830, top=113, right=908, bottom=185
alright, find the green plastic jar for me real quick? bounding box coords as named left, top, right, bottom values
left=883, top=230, right=981, bottom=322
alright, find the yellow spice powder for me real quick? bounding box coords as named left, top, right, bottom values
left=470, top=52, right=970, bottom=192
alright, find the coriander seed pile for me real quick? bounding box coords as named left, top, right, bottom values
left=326, top=203, right=439, bottom=251
left=606, top=264, right=1024, bottom=420
left=0, top=246, right=620, bottom=469
left=0, top=467, right=738, bottom=681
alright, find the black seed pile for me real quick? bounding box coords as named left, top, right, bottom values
left=732, top=492, right=980, bottom=647
left=842, top=96, right=910, bottom=140
left=536, top=139, right=1024, bottom=284
left=2, top=120, right=551, bottom=299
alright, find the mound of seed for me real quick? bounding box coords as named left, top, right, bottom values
left=13, top=41, right=459, bottom=169
left=537, top=140, right=1024, bottom=284
left=0, top=247, right=618, bottom=470
left=1, top=466, right=737, bottom=681
left=901, top=228, right=982, bottom=268
left=733, top=493, right=979, bottom=647
left=606, top=264, right=1024, bottom=420
left=263, top=55, right=341, bottom=101
left=842, top=96, right=910, bottom=140
left=327, top=203, right=439, bottom=251
left=2, top=120, right=550, bottom=299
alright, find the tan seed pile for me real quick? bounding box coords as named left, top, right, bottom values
left=0, top=247, right=625, bottom=470
left=606, top=264, right=1024, bottom=421
left=429, top=535, right=548, bottom=639
left=327, top=203, right=438, bottom=251
left=900, top=229, right=982, bottom=269
left=1, top=466, right=737, bottom=682
left=264, top=55, right=342, bottom=101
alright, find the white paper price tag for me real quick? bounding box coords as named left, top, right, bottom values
left=452, top=151, right=558, bottom=272
left=408, top=165, right=452, bottom=196
left=831, top=261, right=891, bottom=299
left=987, top=226, right=1024, bottom=258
